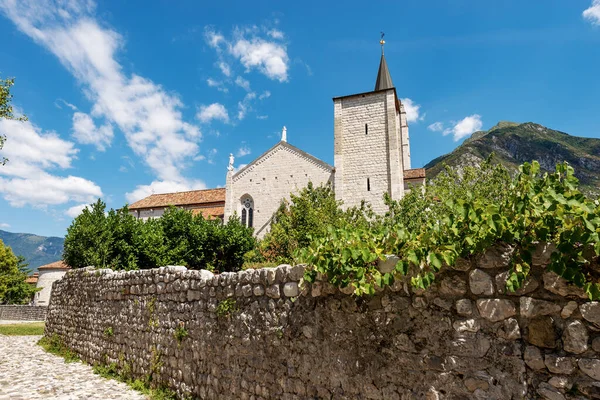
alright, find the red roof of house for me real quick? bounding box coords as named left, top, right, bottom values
left=128, top=188, right=226, bottom=210
left=191, top=206, right=225, bottom=219
left=38, top=260, right=70, bottom=270
left=26, top=273, right=39, bottom=284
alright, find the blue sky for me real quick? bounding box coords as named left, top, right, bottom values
left=0, top=0, right=599, bottom=238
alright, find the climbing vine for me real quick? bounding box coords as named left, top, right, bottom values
left=300, top=161, right=600, bottom=299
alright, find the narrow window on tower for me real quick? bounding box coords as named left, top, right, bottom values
left=367, top=178, right=371, bottom=191
left=365, top=123, right=368, bottom=135
left=241, top=208, right=247, bottom=226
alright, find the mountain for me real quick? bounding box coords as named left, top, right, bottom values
left=424, top=121, right=600, bottom=195
left=0, top=230, right=64, bottom=271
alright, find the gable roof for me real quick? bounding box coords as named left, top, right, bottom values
left=38, top=260, right=70, bottom=270
left=129, top=188, right=226, bottom=210
left=232, top=141, right=333, bottom=180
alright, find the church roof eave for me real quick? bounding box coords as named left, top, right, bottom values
left=232, top=141, right=333, bottom=180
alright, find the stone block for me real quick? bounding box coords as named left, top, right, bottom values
left=283, top=282, right=299, bottom=298
left=476, top=243, right=514, bottom=269
left=544, top=354, right=576, bottom=374
left=580, top=302, right=600, bottom=325
left=579, top=358, right=600, bottom=381
left=476, top=299, right=516, bottom=322
left=543, top=272, right=587, bottom=299
left=439, top=276, right=467, bottom=297
left=456, top=299, right=473, bottom=316
left=520, top=297, right=561, bottom=318
left=562, top=320, right=588, bottom=354
left=469, top=269, right=494, bottom=295
left=527, top=316, right=557, bottom=349
left=524, top=346, right=545, bottom=370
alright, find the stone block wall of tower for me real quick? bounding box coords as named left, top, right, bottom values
left=334, top=89, right=404, bottom=214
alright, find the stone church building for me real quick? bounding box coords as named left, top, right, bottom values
left=130, top=47, right=425, bottom=237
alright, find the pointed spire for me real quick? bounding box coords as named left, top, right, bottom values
left=374, top=33, right=394, bottom=91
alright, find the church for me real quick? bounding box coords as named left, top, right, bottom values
left=129, top=42, right=425, bottom=237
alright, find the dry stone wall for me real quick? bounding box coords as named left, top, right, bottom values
left=0, top=305, right=47, bottom=321
left=46, top=246, right=600, bottom=399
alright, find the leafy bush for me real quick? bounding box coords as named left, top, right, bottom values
left=301, top=161, right=600, bottom=299
left=259, top=182, right=375, bottom=263
left=63, top=201, right=255, bottom=272
left=0, top=239, right=38, bottom=304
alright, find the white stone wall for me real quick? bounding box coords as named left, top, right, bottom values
left=225, top=143, right=333, bottom=238
left=35, top=269, right=67, bottom=306
left=131, top=208, right=166, bottom=221
left=334, top=89, right=403, bottom=214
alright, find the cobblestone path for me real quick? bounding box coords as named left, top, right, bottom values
left=0, top=335, right=147, bottom=400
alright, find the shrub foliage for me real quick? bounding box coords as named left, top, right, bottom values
left=300, top=160, right=600, bottom=299
left=63, top=201, right=255, bottom=272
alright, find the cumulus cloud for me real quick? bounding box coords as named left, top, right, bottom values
left=205, top=26, right=290, bottom=82
left=584, top=0, right=600, bottom=25
left=0, top=0, right=203, bottom=197
left=237, top=92, right=256, bottom=120
left=197, top=103, right=229, bottom=124
left=401, top=98, right=424, bottom=123
left=65, top=203, right=91, bottom=218
left=218, top=61, right=231, bottom=77
left=267, top=29, right=284, bottom=39
left=235, top=76, right=251, bottom=91
left=443, top=115, right=483, bottom=141
left=237, top=145, right=251, bottom=157
left=427, top=122, right=444, bottom=132
left=0, top=117, right=102, bottom=207
left=72, top=112, right=113, bottom=151
left=0, top=223, right=10, bottom=229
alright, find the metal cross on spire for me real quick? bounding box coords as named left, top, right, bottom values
left=380, top=32, right=385, bottom=54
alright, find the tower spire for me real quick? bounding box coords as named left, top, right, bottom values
left=375, top=32, right=394, bottom=91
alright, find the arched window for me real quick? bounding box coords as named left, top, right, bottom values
left=240, top=196, right=254, bottom=228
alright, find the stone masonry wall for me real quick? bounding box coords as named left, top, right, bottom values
left=0, top=305, right=47, bottom=321
left=46, top=244, right=600, bottom=399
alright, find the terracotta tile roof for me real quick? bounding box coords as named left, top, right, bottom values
left=191, top=206, right=225, bottom=220
left=38, top=260, right=70, bottom=270
left=26, top=273, right=38, bottom=284
left=129, top=188, right=226, bottom=210
left=404, top=168, right=426, bottom=180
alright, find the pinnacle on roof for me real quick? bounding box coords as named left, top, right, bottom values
left=374, top=35, right=394, bottom=91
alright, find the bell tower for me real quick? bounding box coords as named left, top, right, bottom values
left=333, top=35, right=410, bottom=213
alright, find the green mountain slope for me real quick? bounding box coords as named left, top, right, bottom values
left=425, top=121, right=600, bottom=195
left=0, top=230, right=64, bottom=271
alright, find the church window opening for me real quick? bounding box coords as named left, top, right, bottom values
left=365, top=123, right=368, bottom=135
left=367, top=178, right=371, bottom=191
left=241, top=196, right=254, bottom=228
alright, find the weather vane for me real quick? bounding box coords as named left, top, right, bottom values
left=380, top=32, right=385, bottom=54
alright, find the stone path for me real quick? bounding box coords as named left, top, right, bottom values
left=0, top=335, right=147, bottom=400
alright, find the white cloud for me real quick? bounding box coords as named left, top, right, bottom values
left=584, top=0, right=600, bottom=25
left=72, top=111, right=113, bottom=151
left=267, top=29, right=284, bottom=40
left=205, top=26, right=290, bottom=82
left=233, top=163, right=247, bottom=174
left=218, top=61, right=231, bottom=77
left=0, top=223, right=10, bottom=229
left=206, top=78, right=228, bottom=93
left=427, top=122, right=444, bottom=132
left=256, top=115, right=268, bottom=120
left=235, top=76, right=251, bottom=91
left=55, top=98, right=78, bottom=110
left=231, top=38, right=289, bottom=82
left=65, top=203, right=91, bottom=218
left=237, top=92, right=256, bottom=120
left=125, top=179, right=206, bottom=204
left=0, top=117, right=102, bottom=207
left=237, top=145, right=251, bottom=157
left=259, top=90, right=271, bottom=100
left=443, top=115, right=483, bottom=141
left=197, top=103, right=229, bottom=124
left=0, top=0, right=203, bottom=186
left=401, top=98, right=423, bottom=123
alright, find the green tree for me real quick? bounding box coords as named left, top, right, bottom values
left=0, top=77, right=27, bottom=165
left=0, top=240, right=37, bottom=304
left=63, top=199, right=111, bottom=269
left=259, top=182, right=344, bottom=263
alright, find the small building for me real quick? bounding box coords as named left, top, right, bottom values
left=128, top=188, right=226, bottom=221
left=34, top=260, right=70, bottom=306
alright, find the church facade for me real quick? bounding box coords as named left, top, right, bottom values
left=130, top=48, right=425, bottom=237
